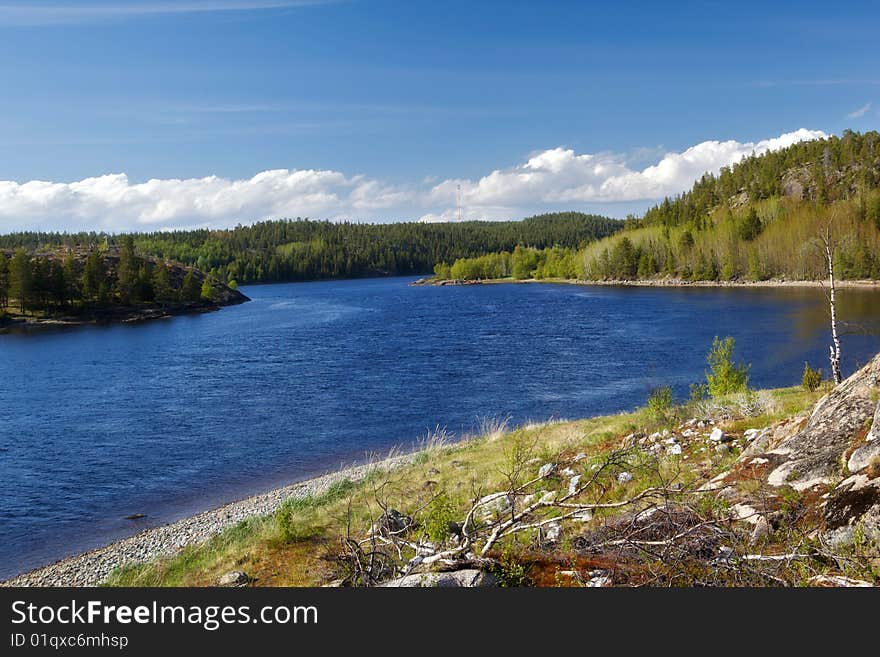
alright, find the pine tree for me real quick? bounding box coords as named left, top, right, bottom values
left=180, top=269, right=201, bottom=303
left=116, top=235, right=138, bottom=304
left=0, top=252, right=9, bottom=308
left=152, top=260, right=173, bottom=305
left=9, top=248, right=33, bottom=313
left=82, top=251, right=106, bottom=301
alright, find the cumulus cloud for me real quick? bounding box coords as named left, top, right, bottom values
left=0, top=128, right=827, bottom=233
left=847, top=102, right=872, bottom=119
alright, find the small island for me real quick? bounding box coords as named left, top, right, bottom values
left=0, top=236, right=248, bottom=334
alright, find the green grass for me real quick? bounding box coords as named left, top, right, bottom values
left=105, top=385, right=821, bottom=587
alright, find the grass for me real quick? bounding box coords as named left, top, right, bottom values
left=105, top=385, right=824, bottom=587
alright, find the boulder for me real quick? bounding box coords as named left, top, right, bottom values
left=709, top=427, right=731, bottom=443
left=617, top=471, right=633, bottom=484
left=847, top=400, right=880, bottom=473
left=382, top=569, right=497, bottom=587
left=766, top=357, right=879, bottom=490
left=217, top=571, right=248, bottom=587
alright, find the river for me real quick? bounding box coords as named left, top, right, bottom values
left=1, top=277, right=878, bottom=578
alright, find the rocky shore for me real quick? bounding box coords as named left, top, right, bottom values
left=0, top=297, right=249, bottom=335
left=413, top=276, right=880, bottom=289
left=1, top=453, right=415, bottom=587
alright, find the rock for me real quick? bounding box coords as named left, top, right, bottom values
left=382, top=569, right=497, bottom=587
left=847, top=402, right=880, bottom=473
left=763, top=356, right=880, bottom=491
left=709, top=427, right=731, bottom=443
left=868, top=401, right=880, bottom=442
left=715, top=486, right=738, bottom=501
left=573, top=453, right=588, bottom=462
left=217, top=571, right=248, bottom=587
left=667, top=443, right=682, bottom=456
left=543, top=521, right=562, bottom=543
left=124, top=513, right=147, bottom=520
left=617, top=471, right=633, bottom=484
left=712, top=546, right=735, bottom=565
left=848, top=441, right=880, bottom=474
left=476, top=493, right=512, bottom=518
left=560, top=467, right=576, bottom=477
left=586, top=569, right=612, bottom=587
left=715, top=443, right=731, bottom=455
left=823, top=473, right=880, bottom=547
left=538, top=463, right=556, bottom=478
left=568, top=474, right=582, bottom=496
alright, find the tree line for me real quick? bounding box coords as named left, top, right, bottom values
left=0, top=237, right=214, bottom=315
left=0, top=213, right=622, bottom=286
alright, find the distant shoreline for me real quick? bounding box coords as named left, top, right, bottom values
left=414, top=276, right=880, bottom=289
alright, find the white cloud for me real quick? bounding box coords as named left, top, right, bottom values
left=422, top=128, right=826, bottom=220
left=0, top=128, right=828, bottom=233
left=847, top=102, right=872, bottom=119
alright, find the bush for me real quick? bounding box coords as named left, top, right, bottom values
left=433, top=262, right=451, bottom=279
left=802, top=362, right=823, bottom=392
left=705, top=336, right=750, bottom=398
left=422, top=492, right=458, bottom=543
left=647, top=386, right=674, bottom=424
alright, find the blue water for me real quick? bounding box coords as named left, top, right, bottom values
left=1, top=277, right=879, bottom=579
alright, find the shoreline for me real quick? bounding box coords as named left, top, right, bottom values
left=416, top=277, right=880, bottom=289
left=0, top=452, right=417, bottom=587
left=0, top=296, right=250, bottom=335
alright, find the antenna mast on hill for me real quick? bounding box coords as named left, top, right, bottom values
left=457, top=184, right=462, bottom=222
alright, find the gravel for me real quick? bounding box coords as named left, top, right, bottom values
left=1, top=453, right=415, bottom=587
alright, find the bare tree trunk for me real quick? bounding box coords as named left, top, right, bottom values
left=820, top=221, right=842, bottom=384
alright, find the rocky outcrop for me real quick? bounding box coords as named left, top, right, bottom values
left=732, top=353, right=880, bottom=547
left=381, top=569, right=497, bottom=587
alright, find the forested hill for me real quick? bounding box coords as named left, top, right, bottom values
left=642, top=129, right=880, bottom=229
left=581, top=130, right=880, bottom=281
left=0, top=212, right=621, bottom=284
left=441, top=131, right=880, bottom=282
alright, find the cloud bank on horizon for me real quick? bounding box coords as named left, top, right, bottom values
left=0, top=128, right=827, bottom=233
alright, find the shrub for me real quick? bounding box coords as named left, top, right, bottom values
left=423, top=492, right=458, bottom=543
left=802, top=362, right=822, bottom=392
left=492, top=549, right=531, bottom=587
left=705, top=336, right=750, bottom=397
left=647, top=386, right=674, bottom=424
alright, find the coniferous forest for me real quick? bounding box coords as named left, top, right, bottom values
left=0, top=212, right=620, bottom=288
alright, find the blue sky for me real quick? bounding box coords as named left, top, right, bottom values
left=0, top=0, right=877, bottom=231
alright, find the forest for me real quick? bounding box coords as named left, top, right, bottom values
left=443, top=131, right=880, bottom=282
left=0, top=212, right=621, bottom=285
left=0, top=237, right=216, bottom=316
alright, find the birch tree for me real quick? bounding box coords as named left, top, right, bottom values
left=817, top=215, right=843, bottom=384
